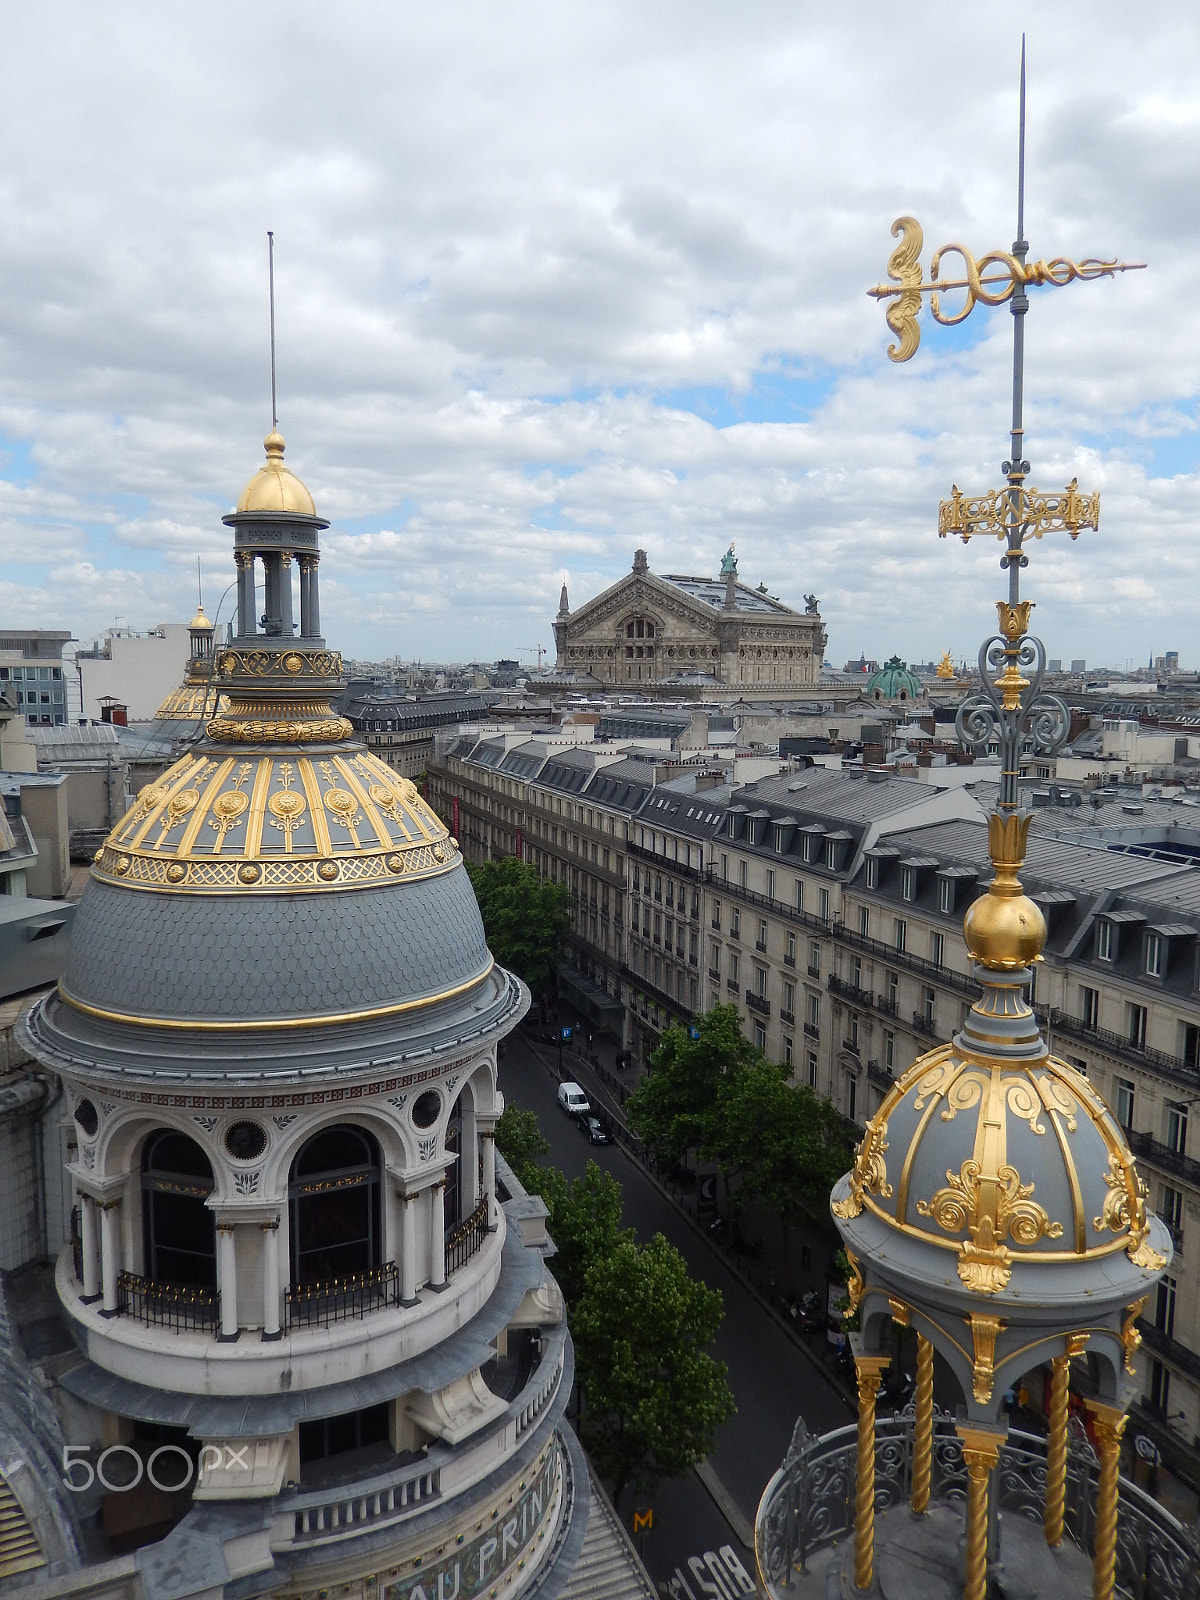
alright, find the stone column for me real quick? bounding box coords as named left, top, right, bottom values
left=306, top=554, right=320, bottom=637
left=261, top=1219, right=281, bottom=1341
left=956, top=1426, right=1003, bottom=1600
left=911, top=1333, right=934, bottom=1514
left=98, top=1199, right=122, bottom=1316
left=79, top=1194, right=101, bottom=1302
left=1086, top=1400, right=1128, bottom=1600
left=853, top=1355, right=889, bottom=1590
left=216, top=1224, right=239, bottom=1341
left=480, top=1128, right=497, bottom=1230
left=1045, top=1334, right=1088, bottom=1546
left=298, top=557, right=312, bottom=637
left=235, top=551, right=255, bottom=636
left=279, top=551, right=294, bottom=635
left=429, top=1179, right=447, bottom=1290
left=400, top=1191, right=418, bottom=1305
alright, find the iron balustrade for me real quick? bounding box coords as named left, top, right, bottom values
left=828, top=973, right=874, bottom=1008
left=117, top=1272, right=220, bottom=1332
left=842, top=1038, right=861, bottom=1057
left=446, top=1198, right=489, bottom=1276
left=877, top=994, right=898, bottom=1017
left=285, top=1262, right=399, bottom=1330
left=867, top=1058, right=893, bottom=1088
left=1138, top=1320, right=1200, bottom=1386
left=746, top=991, right=770, bottom=1018
left=912, top=1011, right=938, bottom=1037
left=1128, top=1129, right=1200, bottom=1191
left=807, top=964, right=821, bottom=979
left=756, top=1413, right=1200, bottom=1600
left=780, top=1009, right=795, bottom=1027
left=803, top=1022, right=820, bottom=1039
left=1037, top=1005, right=1200, bottom=1094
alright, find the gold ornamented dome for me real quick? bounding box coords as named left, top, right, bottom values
left=189, top=603, right=213, bottom=631
left=236, top=430, right=316, bottom=516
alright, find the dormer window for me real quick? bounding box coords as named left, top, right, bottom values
left=866, top=857, right=879, bottom=891
left=938, top=877, right=953, bottom=915
left=1098, top=921, right=1114, bottom=962
left=902, top=867, right=916, bottom=902
left=803, top=833, right=817, bottom=863
left=1147, top=933, right=1163, bottom=979
left=825, top=839, right=837, bottom=870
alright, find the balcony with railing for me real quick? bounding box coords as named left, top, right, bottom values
left=841, top=1037, right=860, bottom=1057
left=286, top=1263, right=401, bottom=1330
left=746, top=991, right=770, bottom=1018
left=803, top=1021, right=819, bottom=1039
left=1036, top=1004, right=1200, bottom=1092
left=912, top=1010, right=938, bottom=1037
left=876, top=993, right=897, bottom=1017
left=866, top=1058, right=893, bottom=1088
left=1127, top=1128, right=1200, bottom=1191
left=828, top=973, right=873, bottom=1008
left=756, top=1413, right=1200, bottom=1600
left=117, top=1272, right=220, bottom=1333
left=1138, top=1318, right=1200, bottom=1385
left=780, top=1008, right=795, bottom=1027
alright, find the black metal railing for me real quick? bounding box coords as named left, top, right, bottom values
left=1037, top=1006, right=1200, bottom=1093
left=877, top=994, right=898, bottom=1017
left=807, top=964, right=821, bottom=979
left=746, top=991, right=770, bottom=1017
left=1138, top=1319, right=1200, bottom=1385
left=780, top=1008, right=795, bottom=1027
left=446, top=1198, right=489, bottom=1276
left=803, top=1022, right=819, bottom=1039
left=285, top=1262, right=399, bottom=1330
left=842, top=1038, right=861, bottom=1057
left=867, top=1059, right=893, bottom=1088
left=1128, top=1129, right=1200, bottom=1190
left=828, top=974, right=873, bottom=1007
left=117, top=1272, right=220, bottom=1332
left=912, top=1011, right=938, bottom=1037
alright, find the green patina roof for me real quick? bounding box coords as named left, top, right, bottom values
left=866, top=654, right=923, bottom=701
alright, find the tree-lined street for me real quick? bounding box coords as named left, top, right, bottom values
left=497, top=1027, right=855, bottom=1588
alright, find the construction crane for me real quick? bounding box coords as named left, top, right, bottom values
left=518, top=645, right=548, bottom=669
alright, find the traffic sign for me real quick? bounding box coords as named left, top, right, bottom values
left=560, top=1026, right=573, bottom=1042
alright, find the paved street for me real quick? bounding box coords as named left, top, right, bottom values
left=498, top=1029, right=856, bottom=1590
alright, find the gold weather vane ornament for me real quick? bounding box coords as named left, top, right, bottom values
left=867, top=38, right=1145, bottom=819
left=868, top=216, right=1144, bottom=365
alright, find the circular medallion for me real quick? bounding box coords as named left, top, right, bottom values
left=386, top=853, right=405, bottom=873
left=238, top=863, right=261, bottom=884
left=225, top=1121, right=267, bottom=1161
left=399, top=779, right=418, bottom=801
left=324, top=788, right=358, bottom=820
left=166, top=862, right=187, bottom=883
left=368, top=783, right=395, bottom=806
left=268, top=790, right=306, bottom=822
left=317, top=859, right=339, bottom=881
left=283, top=653, right=304, bottom=674
left=167, top=789, right=200, bottom=825
left=432, top=843, right=445, bottom=863
left=114, top=856, right=131, bottom=876
left=211, top=790, right=249, bottom=823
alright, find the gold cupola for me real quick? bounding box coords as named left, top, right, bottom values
left=236, top=430, right=317, bottom=516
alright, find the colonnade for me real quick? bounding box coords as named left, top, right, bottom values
left=73, top=1143, right=499, bottom=1341
left=235, top=549, right=320, bottom=639
left=851, top=1324, right=1128, bottom=1600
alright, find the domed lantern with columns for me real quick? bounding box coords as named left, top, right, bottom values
left=18, top=432, right=588, bottom=1600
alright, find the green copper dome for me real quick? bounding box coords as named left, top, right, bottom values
left=867, top=654, right=922, bottom=701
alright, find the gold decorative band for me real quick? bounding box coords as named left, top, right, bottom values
left=58, top=958, right=495, bottom=1032
left=92, top=838, right=455, bottom=893
left=215, top=647, right=343, bottom=679
left=205, top=716, right=353, bottom=744
left=859, top=1190, right=1137, bottom=1264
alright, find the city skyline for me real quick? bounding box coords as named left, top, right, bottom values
left=1, top=7, right=1198, bottom=664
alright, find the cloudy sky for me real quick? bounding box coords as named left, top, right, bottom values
left=1, top=5, right=1198, bottom=671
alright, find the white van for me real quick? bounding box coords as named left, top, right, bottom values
left=557, top=1081, right=590, bottom=1118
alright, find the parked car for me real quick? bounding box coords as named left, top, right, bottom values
left=578, top=1114, right=611, bottom=1145
left=557, top=1081, right=590, bottom=1118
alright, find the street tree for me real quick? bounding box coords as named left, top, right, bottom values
left=625, top=1004, right=757, bottom=1166
left=573, top=1232, right=735, bottom=1505
left=494, top=1105, right=550, bottom=1187
left=466, top=856, right=570, bottom=993
left=521, top=1159, right=629, bottom=1309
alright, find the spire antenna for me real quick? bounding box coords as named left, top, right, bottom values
left=197, top=556, right=203, bottom=609
left=1017, top=34, right=1027, bottom=245
left=267, top=230, right=278, bottom=432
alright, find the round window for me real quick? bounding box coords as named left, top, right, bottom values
left=74, top=1098, right=99, bottom=1137
left=225, top=1121, right=267, bottom=1161
left=411, top=1090, right=441, bottom=1129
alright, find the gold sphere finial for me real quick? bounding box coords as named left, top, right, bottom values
left=963, top=811, right=1047, bottom=971
left=264, top=430, right=286, bottom=460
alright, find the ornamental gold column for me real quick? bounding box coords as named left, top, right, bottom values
left=853, top=1353, right=890, bottom=1590
left=911, top=1333, right=934, bottom=1514
left=1085, top=1400, right=1128, bottom=1600
left=956, top=1426, right=1003, bottom=1600
left=1044, top=1333, right=1088, bottom=1546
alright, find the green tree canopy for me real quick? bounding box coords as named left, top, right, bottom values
left=625, top=1004, right=758, bottom=1166
left=573, top=1232, right=735, bottom=1504
left=521, top=1159, right=629, bottom=1309
left=466, top=855, right=570, bottom=992
left=494, top=1105, right=550, bottom=1188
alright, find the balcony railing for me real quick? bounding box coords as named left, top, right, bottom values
left=877, top=993, right=898, bottom=1017
left=708, top=968, right=721, bottom=984
left=828, top=974, right=873, bottom=1007
left=912, top=1011, right=938, bottom=1037
left=867, top=1058, right=893, bottom=1088
left=1037, top=1006, right=1200, bottom=1094
left=117, top=1272, right=220, bottom=1333
left=803, top=1022, right=819, bottom=1039
left=446, top=1198, right=489, bottom=1276
left=1138, top=1318, right=1200, bottom=1385
left=727, top=977, right=740, bottom=994
left=1128, top=1128, right=1200, bottom=1191
left=807, top=964, right=821, bottom=979
left=746, top=991, right=770, bottom=1018
left=286, top=1262, right=400, bottom=1330
left=842, top=1037, right=861, bottom=1057
left=756, top=1416, right=1200, bottom=1600
left=780, top=1009, right=795, bottom=1027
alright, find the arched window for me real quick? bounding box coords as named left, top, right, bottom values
left=443, top=1095, right=464, bottom=1231
left=142, top=1130, right=216, bottom=1288
left=289, top=1125, right=381, bottom=1285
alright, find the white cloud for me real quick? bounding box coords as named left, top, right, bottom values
left=0, top=3, right=1197, bottom=667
